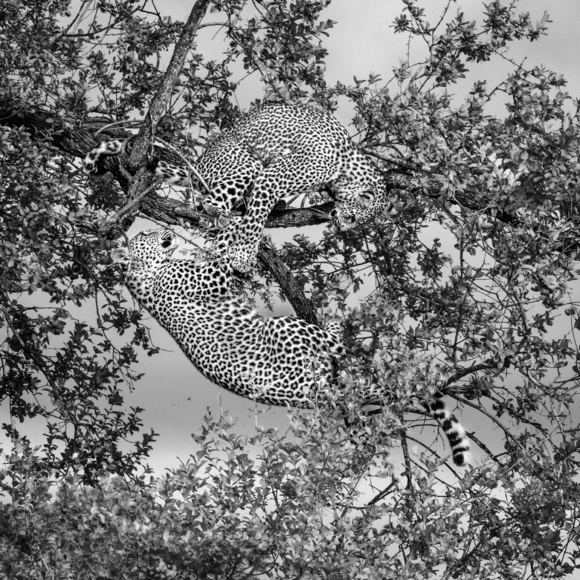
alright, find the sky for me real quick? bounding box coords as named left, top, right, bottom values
left=3, top=0, right=580, bottom=480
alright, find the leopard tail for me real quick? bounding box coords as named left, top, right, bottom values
left=428, top=393, right=471, bottom=466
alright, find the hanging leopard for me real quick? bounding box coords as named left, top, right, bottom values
left=85, top=103, right=391, bottom=273
left=111, top=228, right=471, bottom=466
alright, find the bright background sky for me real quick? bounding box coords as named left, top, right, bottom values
left=3, top=0, right=580, bottom=480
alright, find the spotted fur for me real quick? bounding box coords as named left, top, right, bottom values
left=428, top=396, right=471, bottom=466
left=86, top=103, right=390, bottom=272
left=113, top=228, right=471, bottom=466
left=112, top=228, right=345, bottom=408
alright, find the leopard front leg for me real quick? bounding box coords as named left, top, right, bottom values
left=229, top=218, right=266, bottom=273
left=208, top=208, right=273, bottom=272
left=221, top=150, right=341, bottom=273
left=196, top=145, right=263, bottom=227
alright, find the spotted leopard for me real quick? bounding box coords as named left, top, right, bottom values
left=86, top=103, right=391, bottom=273
left=112, top=228, right=471, bottom=465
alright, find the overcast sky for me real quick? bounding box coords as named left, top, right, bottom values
left=3, top=0, right=580, bottom=481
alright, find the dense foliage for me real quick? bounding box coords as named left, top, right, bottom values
left=1, top=0, right=580, bottom=577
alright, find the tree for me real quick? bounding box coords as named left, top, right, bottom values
left=2, top=0, right=580, bottom=577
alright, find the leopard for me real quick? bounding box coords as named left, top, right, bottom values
left=112, top=228, right=471, bottom=466
left=86, top=103, right=391, bottom=273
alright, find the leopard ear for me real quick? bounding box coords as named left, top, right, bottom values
left=111, top=247, right=130, bottom=263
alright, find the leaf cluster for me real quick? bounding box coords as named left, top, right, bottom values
left=2, top=0, right=580, bottom=577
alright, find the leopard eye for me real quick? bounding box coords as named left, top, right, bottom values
left=160, top=239, right=172, bottom=249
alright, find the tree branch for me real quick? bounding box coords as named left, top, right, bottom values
left=0, top=103, right=527, bottom=236
left=257, top=244, right=319, bottom=325
left=0, top=105, right=543, bottom=324
left=442, top=356, right=512, bottom=392
left=0, top=107, right=334, bottom=230
left=129, top=0, right=212, bottom=172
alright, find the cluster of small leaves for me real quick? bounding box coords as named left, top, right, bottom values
left=0, top=406, right=390, bottom=579
left=0, top=0, right=84, bottom=112
left=2, top=406, right=580, bottom=580
left=2, top=0, right=580, bottom=576
left=219, top=0, right=334, bottom=103
left=392, top=0, right=549, bottom=88
left=0, top=111, right=156, bottom=478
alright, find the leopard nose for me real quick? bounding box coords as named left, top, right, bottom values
left=330, top=209, right=356, bottom=230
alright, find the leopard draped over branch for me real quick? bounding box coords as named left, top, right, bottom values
left=85, top=103, right=391, bottom=273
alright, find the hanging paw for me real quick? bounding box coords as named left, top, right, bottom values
left=228, top=241, right=258, bottom=273
left=209, top=222, right=257, bottom=273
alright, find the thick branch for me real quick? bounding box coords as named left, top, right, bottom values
left=129, top=0, right=212, bottom=171
left=257, top=244, right=319, bottom=325
left=115, top=0, right=212, bottom=233
left=0, top=104, right=523, bottom=231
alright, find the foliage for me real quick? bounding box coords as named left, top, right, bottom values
left=2, top=410, right=579, bottom=579
left=2, top=0, right=580, bottom=577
